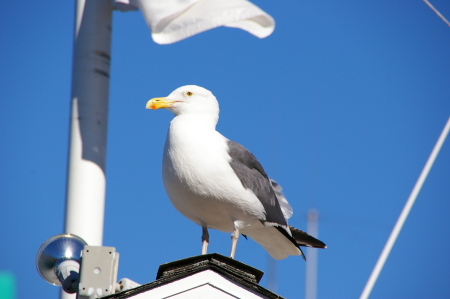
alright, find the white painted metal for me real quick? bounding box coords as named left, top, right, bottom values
left=116, top=278, right=141, bottom=292
left=62, top=0, right=113, bottom=298
left=360, top=117, right=450, bottom=299
left=78, top=246, right=119, bottom=298
left=65, top=0, right=112, bottom=250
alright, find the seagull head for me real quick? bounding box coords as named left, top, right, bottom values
left=146, top=85, right=219, bottom=119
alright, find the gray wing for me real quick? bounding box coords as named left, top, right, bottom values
left=227, top=140, right=287, bottom=227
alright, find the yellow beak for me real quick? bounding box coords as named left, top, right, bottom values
left=146, top=97, right=176, bottom=110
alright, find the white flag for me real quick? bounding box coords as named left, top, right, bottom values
left=114, top=0, right=275, bottom=44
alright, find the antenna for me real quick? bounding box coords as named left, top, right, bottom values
left=305, top=208, right=319, bottom=299
left=266, top=255, right=277, bottom=292
left=360, top=117, right=450, bottom=299
left=422, top=0, right=450, bottom=27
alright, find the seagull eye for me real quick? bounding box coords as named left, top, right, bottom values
left=186, top=91, right=193, bottom=96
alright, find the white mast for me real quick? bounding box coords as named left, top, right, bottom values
left=305, top=208, right=319, bottom=299
left=62, top=0, right=113, bottom=298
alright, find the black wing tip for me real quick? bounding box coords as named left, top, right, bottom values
left=300, top=248, right=306, bottom=261
left=289, top=225, right=327, bottom=249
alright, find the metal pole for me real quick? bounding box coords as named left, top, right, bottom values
left=360, top=117, right=450, bottom=299
left=305, top=209, right=319, bottom=299
left=63, top=0, right=113, bottom=298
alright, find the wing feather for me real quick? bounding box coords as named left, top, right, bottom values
left=227, top=140, right=287, bottom=226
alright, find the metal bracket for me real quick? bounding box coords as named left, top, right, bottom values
left=78, top=246, right=119, bottom=298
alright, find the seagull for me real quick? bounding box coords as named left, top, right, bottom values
left=146, top=85, right=326, bottom=260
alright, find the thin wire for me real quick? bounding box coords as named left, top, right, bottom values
left=422, top=0, right=450, bottom=27
left=360, top=117, right=450, bottom=299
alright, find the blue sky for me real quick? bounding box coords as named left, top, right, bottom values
left=1, top=1, right=450, bottom=298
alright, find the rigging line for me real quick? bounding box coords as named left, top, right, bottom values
left=422, top=0, right=450, bottom=27
left=360, top=117, right=450, bottom=299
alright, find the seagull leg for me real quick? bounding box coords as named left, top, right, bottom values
left=201, top=226, right=209, bottom=255
left=230, top=227, right=239, bottom=259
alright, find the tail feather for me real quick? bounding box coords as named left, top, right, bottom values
left=274, top=226, right=306, bottom=260
left=246, top=224, right=326, bottom=260
left=246, top=225, right=303, bottom=260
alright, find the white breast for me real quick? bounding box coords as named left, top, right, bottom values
left=162, top=115, right=265, bottom=232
